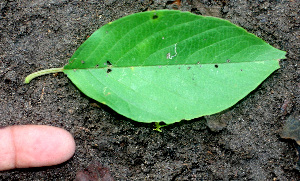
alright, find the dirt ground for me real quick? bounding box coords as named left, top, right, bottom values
left=0, top=0, right=299, bottom=180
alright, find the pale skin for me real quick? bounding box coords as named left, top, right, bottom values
left=0, top=125, right=75, bottom=171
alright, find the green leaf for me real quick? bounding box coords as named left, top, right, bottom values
left=25, top=10, right=286, bottom=125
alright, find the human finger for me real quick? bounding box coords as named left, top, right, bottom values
left=0, top=125, right=75, bottom=171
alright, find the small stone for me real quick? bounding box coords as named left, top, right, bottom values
left=5, top=70, right=17, bottom=82
left=205, top=112, right=232, bottom=132
left=280, top=112, right=300, bottom=145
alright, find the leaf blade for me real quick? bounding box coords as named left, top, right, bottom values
left=64, top=60, right=280, bottom=124
left=63, top=10, right=286, bottom=124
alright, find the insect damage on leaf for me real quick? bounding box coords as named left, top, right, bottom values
left=166, top=43, right=178, bottom=60
left=25, top=10, right=286, bottom=129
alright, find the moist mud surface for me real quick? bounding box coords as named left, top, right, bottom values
left=0, top=0, right=299, bottom=180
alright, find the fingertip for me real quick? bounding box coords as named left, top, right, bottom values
left=13, top=125, right=76, bottom=168
left=0, top=125, right=76, bottom=171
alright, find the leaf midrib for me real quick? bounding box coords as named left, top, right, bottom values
left=64, top=59, right=278, bottom=71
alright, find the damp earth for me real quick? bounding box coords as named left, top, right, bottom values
left=0, top=0, right=299, bottom=180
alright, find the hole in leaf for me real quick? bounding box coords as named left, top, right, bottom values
left=215, top=64, right=219, bottom=68
left=107, top=69, right=112, bottom=74
left=107, top=61, right=112, bottom=66
left=152, top=14, right=158, bottom=19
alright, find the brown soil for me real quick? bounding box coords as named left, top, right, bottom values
left=0, top=0, right=299, bottom=180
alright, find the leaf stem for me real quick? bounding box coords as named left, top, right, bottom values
left=24, top=67, right=64, bottom=84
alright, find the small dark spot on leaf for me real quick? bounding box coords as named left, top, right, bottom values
left=107, top=69, right=112, bottom=74
left=226, top=59, right=230, bottom=63
left=187, top=67, right=191, bottom=70
left=95, top=64, right=99, bottom=68
left=152, top=14, right=158, bottom=19
left=107, top=61, right=112, bottom=65
left=178, top=67, right=181, bottom=69
left=215, top=64, right=218, bottom=68
left=240, top=69, right=243, bottom=71
left=81, top=60, right=85, bottom=64
left=197, top=61, right=200, bottom=65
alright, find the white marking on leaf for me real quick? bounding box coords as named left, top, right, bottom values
left=166, top=43, right=178, bottom=59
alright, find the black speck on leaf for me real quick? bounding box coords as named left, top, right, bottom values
left=215, top=64, right=218, bottom=68
left=152, top=14, right=158, bottom=19
left=107, top=69, right=112, bottom=73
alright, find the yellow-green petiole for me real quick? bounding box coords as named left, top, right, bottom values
left=24, top=67, right=64, bottom=84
